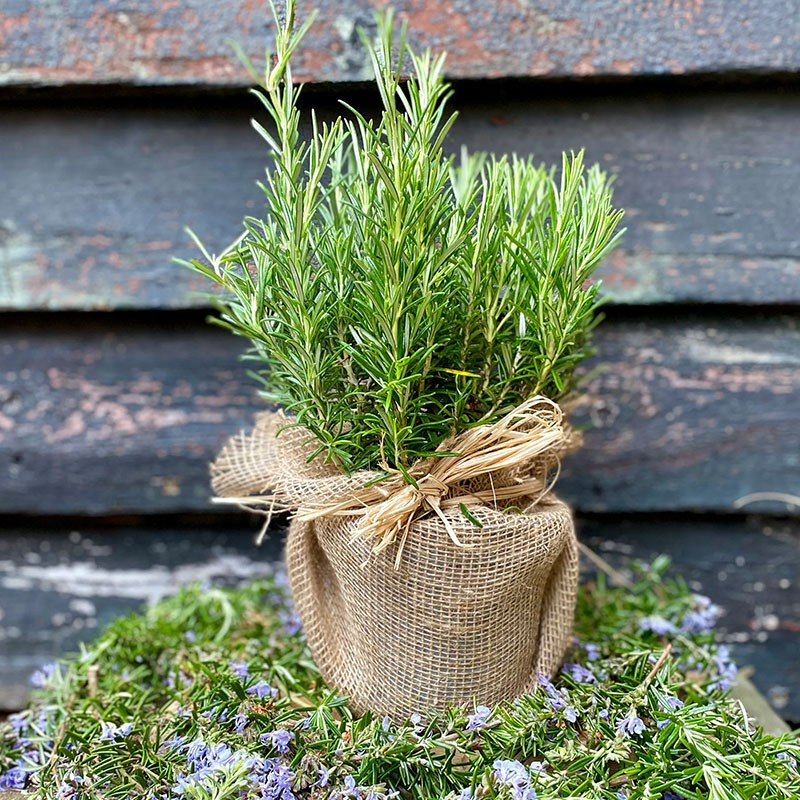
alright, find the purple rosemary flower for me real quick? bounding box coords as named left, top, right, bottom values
left=659, top=695, right=684, bottom=712
left=29, top=663, right=55, bottom=688
left=381, top=716, right=391, bottom=733
left=279, top=608, right=303, bottom=636
left=493, top=758, right=528, bottom=785
left=562, top=706, right=578, bottom=723
left=0, top=766, right=28, bottom=790
left=777, top=751, right=798, bottom=770
left=317, top=766, right=330, bottom=787
left=457, top=789, right=473, bottom=800
left=584, top=643, right=600, bottom=661
left=161, top=734, right=185, bottom=752
left=229, top=660, right=250, bottom=679
left=536, top=673, right=569, bottom=712
left=99, top=720, right=133, bottom=742
left=708, top=646, right=738, bottom=692
left=656, top=694, right=684, bottom=728
left=562, top=662, right=597, bottom=684
left=247, top=680, right=278, bottom=698
left=639, top=616, right=677, bottom=636
left=466, top=705, right=492, bottom=731
left=8, top=712, right=28, bottom=737
left=661, top=792, right=686, bottom=800
left=258, top=761, right=295, bottom=799
left=233, top=712, right=249, bottom=735
left=680, top=594, right=721, bottom=633
left=261, top=729, right=295, bottom=755
left=409, top=713, right=424, bottom=734
left=493, top=758, right=537, bottom=800
left=617, top=711, right=646, bottom=737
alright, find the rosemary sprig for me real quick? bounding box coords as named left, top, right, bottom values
left=178, top=1, right=624, bottom=472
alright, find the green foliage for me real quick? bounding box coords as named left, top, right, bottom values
left=2, top=561, right=798, bottom=799
left=179, top=1, right=624, bottom=472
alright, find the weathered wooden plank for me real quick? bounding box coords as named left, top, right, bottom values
left=1, top=516, right=797, bottom=721
left=1, top=315, right=798, bottom=516
left=2, top=88, right=799, bottom=311
left=2, top=0, right=798, bottom=90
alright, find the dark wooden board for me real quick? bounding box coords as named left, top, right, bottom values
left=2, top=0, right=798, bottom=90
left=1, top=314, right=798, bottom=517
left=1, top=515, right=797, bottom=722
left=2, top=88, right=799, bottom=311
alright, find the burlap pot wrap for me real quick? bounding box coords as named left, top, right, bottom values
left=211, top=404, right=578, bottom=717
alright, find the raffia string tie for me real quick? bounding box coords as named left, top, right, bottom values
left=211, top=396, right=571, bottom=567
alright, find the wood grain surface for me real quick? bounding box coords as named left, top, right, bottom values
left=1, top=314, right=798, bottom=517
left=1, top=515, right=797, bottom=721
left=2, top=88, right=799, bottom=311
left=2, top=0, right=797, bottom=89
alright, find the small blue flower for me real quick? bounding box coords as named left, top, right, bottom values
left=584, top=643, right=600, bottom=661
left=680, top=595, right=721, bottom=633
left=229, top=660, right=250, bottom=679
left=617, top=711, right=646, bottom=737
left=563, top=662, right=597, bottom=684
left=777, top=751, right=798, bottom=770
left=466, top=705, right=492, bottom=731
left=562, top=706, right=578, bottom=723
left=233, top=712, right=248, bottom=734
left=261, top=729, right=295, bottom=755
left=29, top=663, right=55, bottom=688
left=161, top=734, right=184, bottom=752
left=279, top=608, right=303, bottom=636
left=247, top=680, right=278, bottom=698
left=99, top=720, right=133, bottom=742
left=639, top=616, right=676, bottom=636
left=409, top=712, right=423, bottom=733
left=493, top=758, right=528, bottom=786
left=0, top=766, right=28, bottom=789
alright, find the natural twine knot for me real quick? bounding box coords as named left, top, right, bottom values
left=211, top=396, right=574, bottom=568
left=295, top=396, right=573, bottom=567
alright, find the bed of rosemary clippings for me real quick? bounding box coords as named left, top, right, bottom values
left=1, top=558, right=797, bottom=799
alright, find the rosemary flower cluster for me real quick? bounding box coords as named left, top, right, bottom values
left=2, top=561, right=798, bottom=799
left=183, top=1, right=624, bottom=472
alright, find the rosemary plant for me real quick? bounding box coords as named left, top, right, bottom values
left=3, top=560, right=798, bottom=799
left=182, top=1, right=624, bottom=472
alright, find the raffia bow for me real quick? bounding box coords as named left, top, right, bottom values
left=212, top=397, right=573, bottom=567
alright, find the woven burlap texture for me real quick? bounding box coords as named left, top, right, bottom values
left=212, top=411, right=578, bottom=718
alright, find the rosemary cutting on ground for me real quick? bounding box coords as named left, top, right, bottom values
left=180, top=1, right=624, bottom=473
left=2, top=559, right=798, bottom=799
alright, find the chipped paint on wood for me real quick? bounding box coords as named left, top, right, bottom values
left=0, top=316, right=799, bottom=516
left=1, top=89, right=799, bottom=311
left=0, top=0, right=798, bottom=89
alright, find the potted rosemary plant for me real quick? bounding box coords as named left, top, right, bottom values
left=183, top=1, right=624, bottom=716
